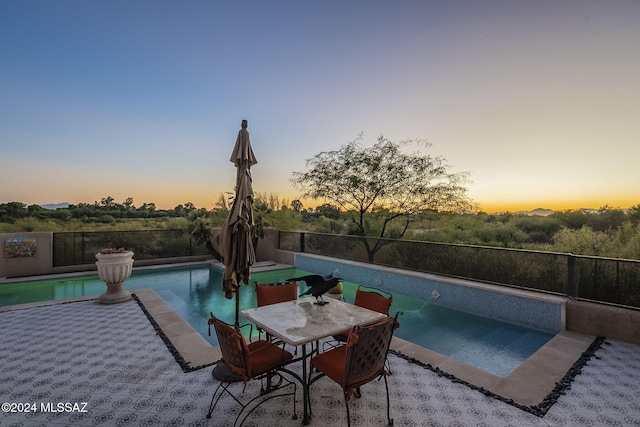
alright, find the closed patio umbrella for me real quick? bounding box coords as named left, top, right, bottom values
left=214, top=119, right=257, bottom=327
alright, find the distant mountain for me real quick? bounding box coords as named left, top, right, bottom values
left=492, top=208, right=556, bottom=216
left=526, top=208, right=555, bottom=217
left=41, top=202, right=69, bottom=210
left=579, top=208, right=600, bottom=214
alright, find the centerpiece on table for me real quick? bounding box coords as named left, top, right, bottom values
left=95, top=247, right=134, bottom=304
left=327, top=271, right=344, bottom=301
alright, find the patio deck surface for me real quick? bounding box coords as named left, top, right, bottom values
left=1, top=289, right=639, bottom=427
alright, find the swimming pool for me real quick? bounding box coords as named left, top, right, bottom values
left=0, top=264, right=554, bottom=377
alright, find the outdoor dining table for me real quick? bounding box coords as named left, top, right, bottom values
left=240, top=297, right=386, bottom=425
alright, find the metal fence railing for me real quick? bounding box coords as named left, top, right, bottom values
left=279, top=231, right=640, bottom=309
left=51, top=229, right=640, bottom=308
left=53, top=229, right=209, bottom=267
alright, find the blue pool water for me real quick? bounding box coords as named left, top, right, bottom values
left=0, top=264, right=553, bottom=377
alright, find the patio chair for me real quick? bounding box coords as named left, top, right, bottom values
left=255, top=281, right=298, bottom=307
left=206, top=315, right=298, bottom=426
left=327, top=285, right=393, bottom=345
left=255, top=281, right=298, bottom=347
left=309, top=313, right=399, bottom=427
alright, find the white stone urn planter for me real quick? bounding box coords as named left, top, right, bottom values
left=95, top=250, right=134, bottom=304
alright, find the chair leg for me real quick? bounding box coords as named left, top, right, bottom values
left=383, top=374, right=393, bottom=426
left=344, top=391, right=352, bottom=427
left=261, top=370, right=286, bottom=394
left=236, top=377, right=297, bottom=427
left=206, top=382, right=227, bottom=419
left=207, top=372, right=248, bottom=420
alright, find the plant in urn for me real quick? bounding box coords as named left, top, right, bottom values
left=95, top=248, right=134, bottom=304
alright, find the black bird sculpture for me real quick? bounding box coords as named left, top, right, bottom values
left=287, top=274, right=343, bottom=305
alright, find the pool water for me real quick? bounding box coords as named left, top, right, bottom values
left=390, top=294, right=554, bottom=377
left=0, top=264, right=553, bottom=377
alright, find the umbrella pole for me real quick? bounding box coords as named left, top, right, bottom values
left=235, top=286, right=240, bottom=329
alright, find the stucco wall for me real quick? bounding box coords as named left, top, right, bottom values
left=566, top=300, right=640, bottom=345
left=0, top=232, right=53, bottom=278
left=255, top=228, right=294, bottom=265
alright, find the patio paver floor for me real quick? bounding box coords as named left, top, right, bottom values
left=1, top=292, right=639, bottom=426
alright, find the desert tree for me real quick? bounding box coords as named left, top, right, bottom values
left=291, top=135, right=474, bottom=261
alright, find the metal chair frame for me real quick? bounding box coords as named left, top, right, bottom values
left=255, top=281, right=298, bottom=307
left=325, top=285, right=394, bottom=348
left=309, top=313, right=399, bottom=427
left=353, top=285, right=393, bottom=314
left=254, top=281, right=299, bottom=349
left=206, top=315, right=299, bottom=426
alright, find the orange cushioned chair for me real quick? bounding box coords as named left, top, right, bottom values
left=255, top=281, right=298, bottom=307
left=354, top=286, right=393, bottom=314
left=330, top=286, right=393, bottom=344
left=309, top=313, right=399, bottom=427
left=206, top=315, right=298, bottom=426
left=255, top=282, right=299, bottom=346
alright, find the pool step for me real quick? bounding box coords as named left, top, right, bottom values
left=449, top=328, right=553, bottom=377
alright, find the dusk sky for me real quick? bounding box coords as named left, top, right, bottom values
left=2, top=1, right=639, bottom=213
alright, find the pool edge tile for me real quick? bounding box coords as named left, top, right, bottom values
left=133, top=288, right=220, bottom=370
left=391, top=330, right=597, bottom=410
